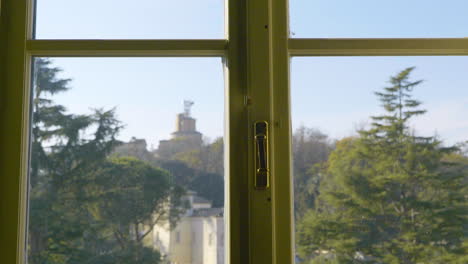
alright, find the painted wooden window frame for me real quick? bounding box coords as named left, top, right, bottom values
left=1, top=0, right=468, bottom=264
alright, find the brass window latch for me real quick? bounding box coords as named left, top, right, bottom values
left=254, top=121, right=269, bottom=190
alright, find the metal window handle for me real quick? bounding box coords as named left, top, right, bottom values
left=254, top=121, right=269, bottom=189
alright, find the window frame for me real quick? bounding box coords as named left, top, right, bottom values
left=2, top=1, right=468, bottom=264
left=281, top=5, right=468, bottom=264
left=1, top=1, right=253, bottom=264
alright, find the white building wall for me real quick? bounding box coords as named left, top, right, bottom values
left=153, top=221, right=171, bottom=257
left=216, top=217, right=225, bottom=264
left=169, top=218, right=193, bottom=264
left=151, top=192, right=225, bottom=264
left=192, top=202, right=211, bottom=209
left=203, top=217, right=219, bottom=264
left=190, top=218, right=204, bottom=264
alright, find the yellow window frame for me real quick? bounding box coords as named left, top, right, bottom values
left=2, top=0, right=468, bottom=264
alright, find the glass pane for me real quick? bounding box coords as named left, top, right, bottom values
left=34, top=0, right=224, bottom=39
left=27, top=58, right=225, bottom=264
left=291, top=57, right=468, bottom=263
left=290, top=0, right=468, bottom=38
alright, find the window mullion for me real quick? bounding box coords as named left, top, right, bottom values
left=270, top=0, right=294, bottom=263
left=226, top=0, right=250, bottom=263
left=246, top=0, right=273, bottom=263
left=289, top=38, right=468, bottom=56
left=26, top=39, right=228, bottom=57
left=0, top=0, right=32, bottom=263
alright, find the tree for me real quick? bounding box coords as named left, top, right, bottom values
left=169, top=137, right=225, bottom=207
left=28, top=59, right=183, bottom=264
left=172, top=137, right=224, bottom=175
left=83, top=157, right=185, bottom=264
left=112, top=139, right=225, bottom=207
left=293, top=126, right=335, bottom=219
left=156, top=159, right=224, bottom=207
left=112, top=135, right=225, bottom=207
left=29, top=58, right=123, bottom=263
left=297, top=67, right=468, bottom=264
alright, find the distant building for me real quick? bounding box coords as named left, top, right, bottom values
left=158, top=100, right=203, bottom=158
left=116, top=101, right=225, bottom=264
left=113, top=137, right=152, bottom=161
left=153, top=191, right=224, bottom=264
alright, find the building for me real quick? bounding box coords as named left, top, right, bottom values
left=153, top=191, right=225, bottom=264
left=158, top=101, right=203, bottom=158
left=113, top=137, right=153, bottom=161
left=112, top=101, right=225, bottom=264
left=152, top=103, right=225, bottom=264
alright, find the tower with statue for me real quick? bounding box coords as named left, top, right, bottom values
left=157, top=100, right=203, bottom=158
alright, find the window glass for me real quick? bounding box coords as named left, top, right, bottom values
left=34, top=0, right=224, bottom=39
left=27, top=57, right=226, bottom=264
left=289, top=0, right=468, bottom=38
left=291, top=56, right=468, bottom=263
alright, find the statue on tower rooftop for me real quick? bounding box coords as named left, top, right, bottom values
left=184, top=100, right=194, bottom=117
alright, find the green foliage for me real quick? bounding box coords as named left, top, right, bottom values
left=89, top=157, right=172, bottom=226
left=306, top=254, right=341, bottom=264
left=297, top=67, right=468, bottom=263
left=87, top=157, right=185, bottom=239
left=173, top=137, right=224, bottom=176
left=293, top=126, right=335, bottom=219
left=29, top=58, right=124, bottom=263
left=84, top=242, right=162, bottom=264
left=156, top=159, right=224, bottom=207
left=114, top=137, right=225, bottom=207
left=28, top=59, right=183, bottom=264
left=170, top=137, right=224, bottom=207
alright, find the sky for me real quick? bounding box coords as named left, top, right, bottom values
left=35, top=0, right=224, bottom=39
left=35, top=0, right=468, bottom=147
left=290, top=0, right=468, bottom=38
left=48, top=57, right=225, bottom=149
left=291, top=57, right=468, bottom=146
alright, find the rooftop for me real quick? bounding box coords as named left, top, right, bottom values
left=191, top=208, right=224, bottom=218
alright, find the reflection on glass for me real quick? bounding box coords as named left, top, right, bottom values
left=291, top=57, right=468, bottom=263
left=34, top=0, right=224, bottom=39
left=28, top=58, right=225, bottom=263
left=289, top=0, right=468, bottom=38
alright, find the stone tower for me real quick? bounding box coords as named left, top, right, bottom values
left=157, top=100, right=203, bottom=158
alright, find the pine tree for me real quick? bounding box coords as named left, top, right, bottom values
left=28, top=59, right=183, bottom=264
left=29, top=58, right=124, bottom=263
left=297, top=67, right=468, bottom=264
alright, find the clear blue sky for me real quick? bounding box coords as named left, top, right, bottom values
left=290, top=0, right=468, bottom=38
left=36, top=0, right=468, bottom=147
left=35, top=0, right=224, bottom=39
